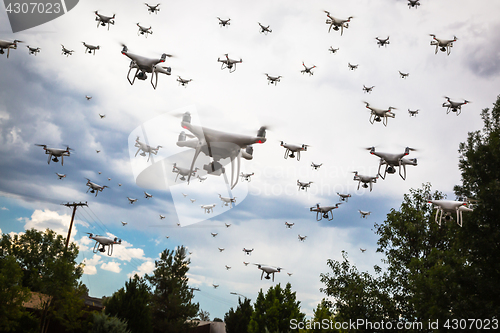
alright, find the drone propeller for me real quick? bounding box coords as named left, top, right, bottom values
left=35, top=144, right=47, bottom=148
left=86, top=232, right=94, bottom=237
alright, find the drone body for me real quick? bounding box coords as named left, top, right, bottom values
left=87, top=233, right=121, bottom=256
left=121, top=221, right=128, bottom=226
left=82, top=42, right=100, bottom=55
left=280, top=142, right=308, bottom=161
left=225, top=223, right=231, bottom=228
left=364, top=102, right=396, bottom=126
left=56, top=173, right=66, bottom=180
left=127, top=197, right=138, bottom=204
left=240, top=172, right=254, bottom=182
left=213, top=284, right=219, bottom=289
left=311, top=162, right=322, bottom=170
left=218, top=247, right=225, bottom=252
left=352, top=171, right=378, bottom=192
left=348, top=63, right=358, bottom=71
left=145, top=3, right=160, bottom=14
left=27, top=46, right=40, bottom=55
left=329, top=46, right=339, bottom=54
left=243, top=248, right=254, bottom=255
left=442, top=96, right=470, bottom=115
left=172, top=163, right=198, bottom=182
left=35, top=144, right=73, bottom=165
left=375, top=36, right=390, bottom=47
left=265, top=74, right=281, bottom=85
left=218, top=54, right=242, bottom=73
left=159, top=214, right=165, bottom=219
left=258, top=22, right=272, bottom=34
left=254, top=263, right=282, bottom=282
left=408, top=109, right=419, bottom=117
left=219, top=194, right=236, bottom=208
left=297, top=180, right=313, bottom=192
left=301, top=62, right=316, bottom=76
left=408, top=0, right=420, bottom=8
left=211, top=232, right=218, bottom=237
left=324, top=11, right=352, bottom=35
left=298, top=234, right=307, bottom=242
left=202, top=204, right=216, bottom=213
left=310, top=203, right=341, bottom=221
left=177, top=76, right=192, bottom=86
left=0, top=39, right=22, bottom=58
left=135, top=137, right=162, bottom=162
left=285, top=221, right=295, bottom=228
left=85, top=179, right=108, bottom=196
left=367, top=146, right=417, bottom=180
left=428, top=198, right=473, bottom=227
left=61, top=45, right=74, bottom=56
left=121, top=44, right=172, bottom=89
left=95, top=11, right=115, bottom=30
left=137, top=23, right=153, bottom=37
left=359, top=210, right=371, bottom=218
left=363, top=85, right=375, bottom=93
left=218, top=17, right=231, bottom=27
left=429, top=34, right=457, bottom=55
left=399, top=71, right=409, bottom=79
left=144, top=191, right=153, bottom=199
left=337, top=193, right=351, bottom=202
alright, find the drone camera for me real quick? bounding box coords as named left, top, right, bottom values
left=245, top=145, right=254, bottom=156
left=136, top=71, right=147, bottom=80
left=257, top=126, right=266, bottom=139
left=387, top=166, right=396, bottom=174
left=182, top=112, right=191, bottom=124
left=204, top=162, right=224, bottom=175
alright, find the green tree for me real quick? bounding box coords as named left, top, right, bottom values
left=105, top=274, right=152, bottom=333
left=90, top=312, right=130, bottom=333
left=248, top=283, right=305, bottom=333
left=305, top=299, right=340, bottom=333
left=224, top=296, right=253, bottom=333
left=146, top=246, right=199, bottom=333
left=197, top=309, right=210, bottom=321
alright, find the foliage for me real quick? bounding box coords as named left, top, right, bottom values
left=248, top=283, right=305, bottom=333
left=197, top=309, right=210, bottom=321
left=305, top=299, right=340, bottom=333
left=213, top=317, right=223, bottom=322
left=224, top=296, right=253, bottom=333
left=90, top=312, right=130, bottom=333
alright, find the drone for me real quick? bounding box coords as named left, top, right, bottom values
left=217, top=17, right=231, bottom=27
left=348, top=63, right=358, bottom=71
left=225, top=265, right=231, bottom=270
left=298, top=235, right=307, bottom=242
left=408, top=0, right=420, bottom=8
left=280, top=142, right=309, bottom=161
left=85, top=179, right=108, bottom=196
left=61, top=45, right=74, bottom=56
left=213, top=284, right=219, bottom=289
left=324, top=11, right=352, bottom=35
left=442, top=96, right=470, bottom=115
left=359, top=210, right=371, bottom=218
left=35, top=144, right=73, bottom=165
left=172, top=163, right=199, bottom=182
left=144, top=191, right=153, bottom=199
left=337, top=193, right=351, bottom=202
left=190, top=199, right=196, bottom=203
left=297, top=180, right=313, bottom=192
left=95, top=11, right=115, bottom=30
left=0, top=39, right=22, bottom=58
left=86, top=95, right=92, bottom=100
left=177, top=76, right=192, bottom=87
left=211, top=232, right=218, bottom=237
left=399, top=71, right=409, bottom=79
left=375, top=36, right=390, bottom=47
left=429, top=34, right=457, bottom=55
left=243, top=248, right=254, bottom=255
left=121, top=44, right=172, bottom=89
left=310, top=203, right=341, bottom=221
left=311, top=162, right=322, bottom=170
left=219, top=194, right=236, bottom=208
left=217, top=54, right=242, bottom=73
left=366, top=146, right=418, bottom=180
left=159, top=214, right=165, bottom=219
left=87, top=233, right=121, bottom=256
left=202, top=204, right=216, bottom=213
left=363, top=85, right=375, bottom=93
left=145, top=3, right=160, bottom=14
left=428, top=197, right=473, bottom=227
left=99, top=114, right=105, bottom=118
left=225, top=223, right=231, bottom=228
left=287, top=273, right=293, bottom=276
left=27, top=46, right=40, bottom=56
left=121, top=221, right=128, bottom=226
left=82, top=42, right=100, bottom=55
left=243, top=262, right=249, bottom=266
left=56, top=173, right=66, bottom=180
left=254, top=264, right=283, bottom=282
left=118, top=183, right=122, bottom=186
left=96, top=150, right=101, bottom=153
left=137, top=23, right=153, bottom=37
left=301, top=62, right=316, bottom=76
left=364, top=102, right=396, bottom=126
left=240, top=172, right=254, bottom=182
left=360, top=248, right=367, bottom=253
left=218, top=247, right=225, bottom=252
left=127, top=197, right=138, bottom=204
left=329, top=46, right=339, bottom=54
left=408, top=109, right=419, bottom=117
left=196, top=175, right=207, bottom=182
left=352, top=171, right=378, bottom=192
left=285, top=222, right=294, bottom=228
left=258, top=22, right=272, bottom=34
left=135, top=137, right=162, bottom=162
left=265, top=74, right=281, bottom=85
left=176, top=111, right=267, bottom=189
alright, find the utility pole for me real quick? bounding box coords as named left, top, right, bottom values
left=61, top=202, right=88, bottom=250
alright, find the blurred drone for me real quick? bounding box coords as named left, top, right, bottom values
left=225, top=223, right=231, bottom=228
left=137, top=23, right=153, bottom=37
left=376, top=37, right=390, bottom=47
left=352, top=171, right=378, bottom=192
left=87, top=233, right=121, bottom=256
left=121, top=44, right=172, bottom=89
left=202, top=204, right=216, bottom=213
left=337, top=193, right=351, bottom=202
left=254, top=263, right=283, bottom=282
left=127, top=197, right=138, bottom=204
left=310, top=203, right=341, bottom=221
left=27, top=46, right=40, bottom=56
left=172, top=163, right=198, bottom=182
left=197, top=175, right=207, bottom=182
left=159, top=214, right=165, bottom=219
left=408, top=109, right=419, bottom=117
left=360, top=248, right=367, bottom=253
left=0, top=39, right=22, bottom=58
left=285, top=222, right=294, bottom=228
left=82, top=42, right=100, bottom=55
left=301, top=62, right=316, bottom=76
left=99, top=114, right=105, bottom=118
left=366, top=146, right=418, bottom=180
left=442, top=96, right=470, bottom=115
left=219, top=194, right=236, bottom=208
left=85, top=179, right=108, bottom=197
left=213, top=284, right=219, bottom=289
left=135, top=136, right=162, bottom=162
left=86, top=95, right=92, bottom=100
left=348, top=63, right=358, bottom=71
left=258, top=22, right=272, bottom=34
left=61, top=45, right=74, bottom=56
left=177, top=76, right=192, bottom=86
left=311, top=162, right=322, bottom=170
left=56, top=173, right=66, bottom=180
left=243, top=248, right=254, bottom=255
left=329, top=46, right=339, bottom=54
left=265, top=74, right=281, bottom=85
left=145, top=3, right=160, bottom=14
left=359, top=210, right=371, bottom=218
left=324, top=11, right=352, bottom=35
left=211, top=232, right=218, bottom=237
left=399, top=71, right=409, bottom=79
left=217, top=17, right=231, bottom=27
left=297, top=180, right=313, bottom=192
left=429, top=34, right=457, bottom=55
left=428, top=197, right=473, bottom=227
left=280, top=142, right=308, bottom=161
left=144, top=191, right=153, bottom=199
left=225, top=265, right=231, bottom=270
left=363, top=85, right=374, bottom=93
left=408, top=0, right=420, bottom=8
left=364, top=102, right=396, bottom=126
left=218, top=247, right=225, bottom=252
left=240, top=172, right=254, bottom=182
left=35, top=144, right=73, bottom=165
left=298, top=235, right=307, bottom=242
left=121, top=221, right=127, bottom=226
left=218, top=54, right=242, bottom=73
left=95, top=11, right=115, bottom=30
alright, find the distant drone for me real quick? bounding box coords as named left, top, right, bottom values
left=99, top=114, right=105, bottom=118
left=285, top=222, right=294, bottom=228
left=225, top=265, right=231, bottom=270
left=280, top=142, right=309, bottom=161
left=324, top=11, right=352, bottom=35
left=145, top=3, right=160, bottom=14
left=399, top=71, right=409, bottom=79
left=359, top=210, right=371, bottom=218
left=86, top=95, right=92, bottom=100
left=217, top=17, right=231, bottom=27
left=442, top=96, right=470, bottom=115
left=243, top=262, right=249, bottom=266
left=429, top=34, right=457, bottom=55
left=159, top=214, right=165, bottom=219
left=366, top=146, right=418, bottom=180
left=218, top=247, right=225, bottom=252
left=297, top=180, right=313, bottom=192
left=190, top=199, right=196, bottom=203
left=375, top=36, right=390, bottom=47
left=254, top=263, right=282, bottom=282
left=364, top=102, right=396, bottom=126
left=86, top=179, right=108, bottom=196
left=352, top=171, right=378, bottom=192
left=121, top=44, right=172, bottom=89
left=0, top=39, right=22, bottom=58
left=287, top=272, right=293, bottom=276
left=35, top=144, right=73, bottom=165
left=310, top=203, right=341, bottom=221
left=211, top=232, right=218, bottom=237
left=258, top=22, right=272, bottom=34
left=225, top=223, right=231, bottom=228
left=265, top=74, right=281, bottom=85
left=243, top=248, right=254, bottom=255
left=301, top=62, right=316, bottom=76
left=348, top=63, right=358, bottom=71
left=82, top=42, right=100, bottom=55
left=408, top=109, right=419, bottom=117
left=121, top=221, right=128, bottom=226
left=408, top=0, right=420, bottom=8
left=137, top=23, right=153, bottom=37
left=56, top=173, right=66, bottom=180
left=144, top=191, right=153, bottom=199
left=87, top=233, right=121, bottom=256
left=27, top=46, right=40, bottom=56
left=61, top=45, right=74, bottom=56
left=298, top=235, right=307, bottom=242
left=337, top=193, right=351, bottom=202
left=95, top=11, right=115, bottom=30
left=218, top=54, right=242, bottom=73
left=197, top=175, right=207, bottom=182
left=219, top=194, right=236, bottom=208
left=311, top=162, right=322, bottom=170
left=127, top=197, right=138, bottom=204
left=240, top=172, right=254, bottom=182
left=329, top=46, right=339, bottom=54
left=177, top=76, right=192, bottom=86
left=363, top=85, right=374, bottom=93
left=428, top=197, right=473, bottom=227
left=213, top=284, right=219, bottom=289
left=360, top=248, right=367, bottom=253
left=202, top=204, right=216, bottom=214
left=172, top=163, right=198, bottom=182
left=135, top=137, right=162, bottom=162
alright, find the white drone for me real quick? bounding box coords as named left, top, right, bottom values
left=310, top=203, right=341, bottom=221
left=337, top=193, right=351, bottom=202
left=359, top=210, right=371, bottom=218
left=265, top=74, right=281, bottom=85
left=297, top=180, right=313, bottom=192
left=363, top=85, right=375, bottom=93
left=177, top=76, right=192, bottom=87
left=399, top=71, right=409, bottom=79
left=364, top=102, right=396, bottom=126
left=442, top=96, right=470, bottom=115
left=429, top=34, right=457, bottom=55
left=352, top=171, right=378, bottom=192
left=428, top=197, right=473, bottom=227
left=27, top=46, right=40, bottom=56
left=86, top=179, right=108, bottom=196
left=285, top=221, right=295, bottom=228
left=324, top=11, right=352, bottom=35
left=211, top=232, right=218, bottom=237
left=172, top=163, right=199, bottom=182
left=135, top=137, right=162, bottom=162
left=225, top=265, right=231, bottom=270
left=348, top=63, right=358, bottom=71
left=240, top=172, right=254, bottom=182
left=243, top=248, right=254, bottom=255
left=61, top=45, right=74, bottom=56
left=219, top=194, right=236, bottom=208
left=159, top=214, right=165, bottom=219
left=298, top=234, right=307, bottom=242
left=217, top=54, right=242, bottom=73
left=254, top=263, right=283, bottom=282
left=137, top=23, right=153, bottom=37
left=144, top=191, right=153, bottom=199
left=145, top=3, right=160, bottom=14
left=56, top=173, right=66, bottom=180
left=95, top=11, right=115, bottom=30
left=127, top=197, right=138, bottom=204
left=280, top=142, right=309, bottom=161
left=225, top=223, right=231, bottom=228
left=218, top=247, right=225, bottom=252
left=35, top=144, right=73, bottom=165
left=0, top=39, right=22, bottom=58
left=121, top=44, right=172, bottom=89
left=82, top=42, right=100, bottom=55
left=311, top=162, right=322, bottom=170
left=366, top=146, right=418, bottom=180
left=87, top=233, right=121, bottom=256
left=202, top=204, right=216, bottom=213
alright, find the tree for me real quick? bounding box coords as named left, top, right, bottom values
left=248, top=283, right=305, bottom=333
left=146, top=246, right=199, bottom=333
left=90, top=312, right=130, bottom=333
left=304, top=299, right=341, bottom=333
left=213, top=318, right=223, bottom=322
left=197, top=310, right=210, bottom=321
left=105, top=274, right=152, bottom=333
left=224, top=297, right=253, bottom=333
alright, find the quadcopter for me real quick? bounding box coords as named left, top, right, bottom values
left=99, top=114, right=105, bottom=118
left=202, top=204, right=216, bottom=213
left=301, top=62, right=316, bottom=76
left=310, top=203, right=341, bottom=221
left=172, top=163, right=199, bottom=182
left=121, top=221, right=127, bottom=226
left=145, top=3, right=160, bottom=14
left=243, top=248, right=254, bottom=255
left=285, top=222, right=294, bottom=228
left=280, top=142, right=309, bottom=161
left=408, top=0, right=420, bottom=8
left=366, top=146, right=418, bottom=180
left=197, top=175, right=207, bottom=182
left=363, top=85, right=374, bottom=93
left=61, top=45, right=74, bottom=56
left=218, top=248, right=225, bottom=252
left=137, top=23, right=153, bottom=37
left=0, top=39, right=22, bottom=58
left=265, top=74, right=281, bottom=85
left=428, top=197, right=473, bottom=227
left=287, top=273, right=293, bottom=276
left=360, top=248, right=367, bottom=253
left=96, top=150, right=101, bottom=153
left=258, top=22, right=272, bottom=34
left=35, top=144, right=73, bottom=165
left=348, top=63, right=358, bottom=71
left=297, top=180, right=313, bottom=192
left=86, top=95, right=92, bottom=100
left=352, top=171, right=378, bottom=191
left=159, top=214, right=165, bottom=219
left=225, top=223, right=231, bottom=228
left=217, top=17, right=231, bottom=27
left=219, top=194, right=236, bottom=207
left=217, top=54, right=242, bottom=73
left=408, top=109, right=419, bottom=117
left=359, top=210, right=371, bottom=218
left=95, top=11, right=115, bottom=30
left=329, top=46, right=339, bottom=54
left=27, top=46, right=40, bottom=55
left=337, top=193, right=351, bottom=202
left=399, top=71, right=409, bottom=79
left=311, top=162, right=322, bottom=170
left=135, top=136, right=162, bottom=162
left=144, top=191, right=153, bottom=199
left=429, top=34, right=457, bottom=55
left=190, top=199, right=196, bottom=203
left=82, top=42, right=100, bottom=55
left=127, top=197, right=138, bottom=204
left=298, top=235, right=307, bottom=242
left=443, top=96, right=470, bottom=115
left=254, top=264, right=283, bottom=281
left=56, top=173, right=66, bottom=180
left=375, top=36, right=390, bottom=47
left=240, top=172, right=254, bottom=182
left=121, top=44, right=172, bottom=89
left=85, top=179, right=108, bottom=196
left=364, top=102, right=396, bottom=126
left=323, top=11, right=352, bottom=35
left=225, top=265, right=231, bottom=270
left=243, top=262, right=250, bottom=266
left=176, top=111, right=267, bottom=189
left=213, top=284, right=219, bottom=289
left=177, top=76, right=192, bottom=87
left=87, top=233, right=121, bottom=256
left=211, top=232, right=218, bottom=237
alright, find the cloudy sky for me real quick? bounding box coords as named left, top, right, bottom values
left=1, top=0, right=500, bottom=320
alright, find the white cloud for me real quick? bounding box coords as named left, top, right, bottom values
left=127, top=260, right=156, bottom=278
left=20, top=209, right=79, bottom=240
left=101, top=261, right=122, bottom=273
left=1, top=207, right=8, bottom=210
left=83, top=254, right=102, bottom=275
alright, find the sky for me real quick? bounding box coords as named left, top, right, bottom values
left=1, top=0, right=500, bottom=320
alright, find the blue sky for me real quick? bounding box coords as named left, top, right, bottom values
left=1, top=0, right=500, bottom=320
